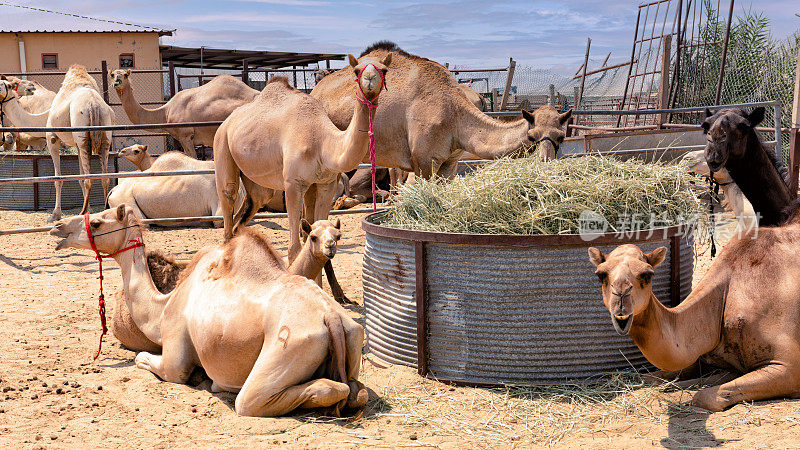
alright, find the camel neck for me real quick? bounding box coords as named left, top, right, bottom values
left=326, top=97, right=373, bottom=172
left=117, top=85, right=166, bottom=125
left=135, top=154, right=154, bottom=171
left=455, top=103, right=529, bottom=159
left=111, top=229, right=168, bottom=344
left=726, top=132, right=793, bottom=226
left=629, top=288, right=725, bottom=371
left=287, top=246, right=327, bottom=280
left=1, top=97, right=49, bottom=127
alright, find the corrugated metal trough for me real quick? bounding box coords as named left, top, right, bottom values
left=362, top=211, right=694, bottom=386
left=0, top=154, right=117, bottom=211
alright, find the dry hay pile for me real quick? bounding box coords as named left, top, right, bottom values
left=385, top=156, right=702, bottom=235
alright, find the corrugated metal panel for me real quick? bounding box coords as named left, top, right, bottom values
left=0, top=155, right=35, bottom=210
left=363, top=226, right=694, bottom=384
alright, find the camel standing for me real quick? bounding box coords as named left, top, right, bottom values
left=1, top=76, right=56, bottom=151
left=110, top=69, right=258, bottom=158
left=214, top=53, right=392, bottom=263
left=50, top=205, right=367, bottom=416
left=311, top=42, right=571, bottom=179
left=44, top=65, right=115, bottom=222
left=703, top=107, right=793, bottom=225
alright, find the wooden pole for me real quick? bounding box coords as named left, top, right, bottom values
left=499, top=58, right=516, bottom=111
left=792, top=38, right=800, bottom=128
left=715, top=0, right=736, bottom=105
left=659, top=37, right=672, bottom=125
left=100, top=60, right=109, bottom=104
left=242, top=60, right=249, bottom=86
left=577, top=38, right=592, bottom=111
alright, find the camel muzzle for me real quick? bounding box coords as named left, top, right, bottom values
left=611, top=313, right=633, bottom=336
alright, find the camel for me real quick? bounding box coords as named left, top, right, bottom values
left=43, top=65, right=115, bottom=222
left=587, top=109, right=800, bottom=412
left=703, top=107, right=793, bottom=226
left=0, top=75, right=56, bottom=151
left=108, top=148, right=247, bottom=227
left=110, top=69, right=258, bottom=159
left=110, top=218, right=345, bottom=354
left=310, top=41, right=572, bottom=178
left=214, top=54, right=392, bottom=265
left=457, top=83, right=488, bottom=112
left=50, top=205, right=368, bottom=417
left=681, top=150, right=757, bottom=233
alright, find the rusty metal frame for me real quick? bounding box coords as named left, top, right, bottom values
left=362, top=212, right=688, bottom=384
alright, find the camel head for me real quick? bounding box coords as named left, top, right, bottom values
left=0, top=75, right=36, bottom=97
left=300, top=218, right=341, bottom=260
left=521, top=105, right=572, bottom=161
left=119, top=144, right=149, bottom=165
left=588, top=244, right=666, bottom=336
left=681, top=150, right=734, bottom=185
left=50, top=205, right=141, bottom=253
left=703, top=107, right=764, bottom=172
left=349, top=52, right=392, bottom=102
left=110, top=69, right=132, bottom=92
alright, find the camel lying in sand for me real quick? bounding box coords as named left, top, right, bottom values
left=588, top=108, right=800, bottom=411
left=51, top=206, right=367, bottom=416
left=681, top=150, right=757, bottom=233
left=111, top=69, right=258, bottom=158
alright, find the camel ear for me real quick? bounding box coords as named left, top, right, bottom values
left=125, top=69, right=131, bottom=77
left=705, top=108, right=714, bottom=118
left=558, top=109, right=572, bottom=126
left=588, top=247, right=605, bottom=267
left=348, top=54, right=359, bottom=67
left=645, top=246, right=667, bottom=268
left=0, top=75, right=6, bottom=80
left=521, top=109, right=535, bottom=125
left=142, top=145, right=148, bottom=151
left=333, top=217, right=341, bottom=229
left=300, top=218, right=312, bottom=237
left=116, top=204, right=126, bottom=222
left=746, top=107, right=765, bottom=128
left=381, top=52, right=392, bottom=67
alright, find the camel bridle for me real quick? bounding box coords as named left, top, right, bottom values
left=84, top=212, right=144, bottom=360
left=353, top=63, right=387, bottom=212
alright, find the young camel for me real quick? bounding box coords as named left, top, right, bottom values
left=50, top=205, right=368, bottom=417
left=0, top=75, right=42, bottom=151
left=47, top=65, right=115, bottom=222
left=110, top=69, right=258, bottom=158
left=681, top=150, right=757, bottom=233
left=703, top=107, right=793, bottom=226
left=214, top=54, right=392, bottom=265
left=110, top=218, right=344, bottom=355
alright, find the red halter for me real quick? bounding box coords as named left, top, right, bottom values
left=84, top=212, right=144, bottom=360
left=354, top=63, right=387, bottom=211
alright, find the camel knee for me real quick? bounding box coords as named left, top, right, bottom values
left=221, top=182, right=239, bottom=207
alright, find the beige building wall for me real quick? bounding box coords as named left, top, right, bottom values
left=0, top=32, right=167, bottom=155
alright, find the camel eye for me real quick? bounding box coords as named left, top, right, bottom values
left=90, top=220, right=102, bottom=228
left=310, top=235, right=317, bottom=242
left=639, top=271, right=653, bottom=284
left=596, top=271, right=608, bottom=282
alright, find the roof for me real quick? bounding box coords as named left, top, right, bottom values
left=0, top=3, right=173, bottom=36
left=159, top=46, right=345, bottom=70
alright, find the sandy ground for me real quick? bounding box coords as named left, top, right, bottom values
left=1, top=209, right=799, bottom=449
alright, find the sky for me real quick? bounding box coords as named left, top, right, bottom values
left=2, top=0, right=799, bottom=73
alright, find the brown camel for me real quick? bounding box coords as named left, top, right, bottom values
left=703, top=107, right=793, bottom=226
left=311, top=41, right=571, bottom=178
left=110, top=218, right=346, bottom=353
left=214, top=54, right=391, bottom=270
left=587, top=109, right=800, bottom=411
left=457, top=83, right=488, bottom=112
left=44, top=65, right=115, bottom=221
left=0, top=75, right=43, bottom=151
left=50, top=205, right=368, bottom=417
left=110, top=69, right=258, bottom=158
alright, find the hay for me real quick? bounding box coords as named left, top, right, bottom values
left=385, top=156, right=703, bottom=235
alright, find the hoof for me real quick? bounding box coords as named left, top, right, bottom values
left=47, top=212, right=62, bottom=223
left=691, top=388, right=728, bottom=412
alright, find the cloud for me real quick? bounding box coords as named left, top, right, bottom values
left=178, top=12, right=361, bottom=30
left=233, top=0, right=331, bottom=5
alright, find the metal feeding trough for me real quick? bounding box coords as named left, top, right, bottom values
left=361, top=212, right=694, bottom=386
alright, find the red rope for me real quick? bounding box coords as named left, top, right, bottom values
left=354, top=64, right=387, bottom=212
left=84, top=212, right=143, bottom=360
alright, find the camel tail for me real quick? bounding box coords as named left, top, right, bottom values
left=87, top=104, right=105, bottom=155
left=323, top=312, right=349, bottom=386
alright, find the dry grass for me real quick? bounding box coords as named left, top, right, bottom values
left=385, top=155, right=702, bottom=235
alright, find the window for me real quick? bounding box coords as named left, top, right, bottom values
left=119, top=53, right=135, bottom=68
left=42, top=54, right=58, bottom=69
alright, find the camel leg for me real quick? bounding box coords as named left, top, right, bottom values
left=134, top=324, right=196, bottom=384
left=692, top=363, right=800, bottom=412
left=232, top=175, right=276, bottom=229
left=213, top=130, right=240, bottom=241
left=343, top=322, right=368, bottom=408
left=314, top=181, right=350, bottom=304
left=285, top=180, right=309, bottom=263
left=46, top=134, right=63, bottom=222
left=76, top=146, right=92, bottom=215
left=234, top=338, right=349, bottom=417
left=99, top=140, right=111, bottom=209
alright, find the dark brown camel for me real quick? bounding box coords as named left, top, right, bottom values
left=703, top=107, right=793, bottom=226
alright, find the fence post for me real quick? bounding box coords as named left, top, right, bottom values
left=577, top=38, right=591, bottom=112
left=242, top=60, right=249, bottom=86
left=168, top=61, right=176, bottom=95
left=548, top=84, right=555, bottom=105
left=101, top=60, right=109, bottom=104
left=658, top=37, right=672, bottom=126
left=714, top=0, right=735, bottom=105
left=792, top=39, right=800, bottom=128
left=790, top=128, right=799, bottom=193
left=499, top=58, right=516, bottom=111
